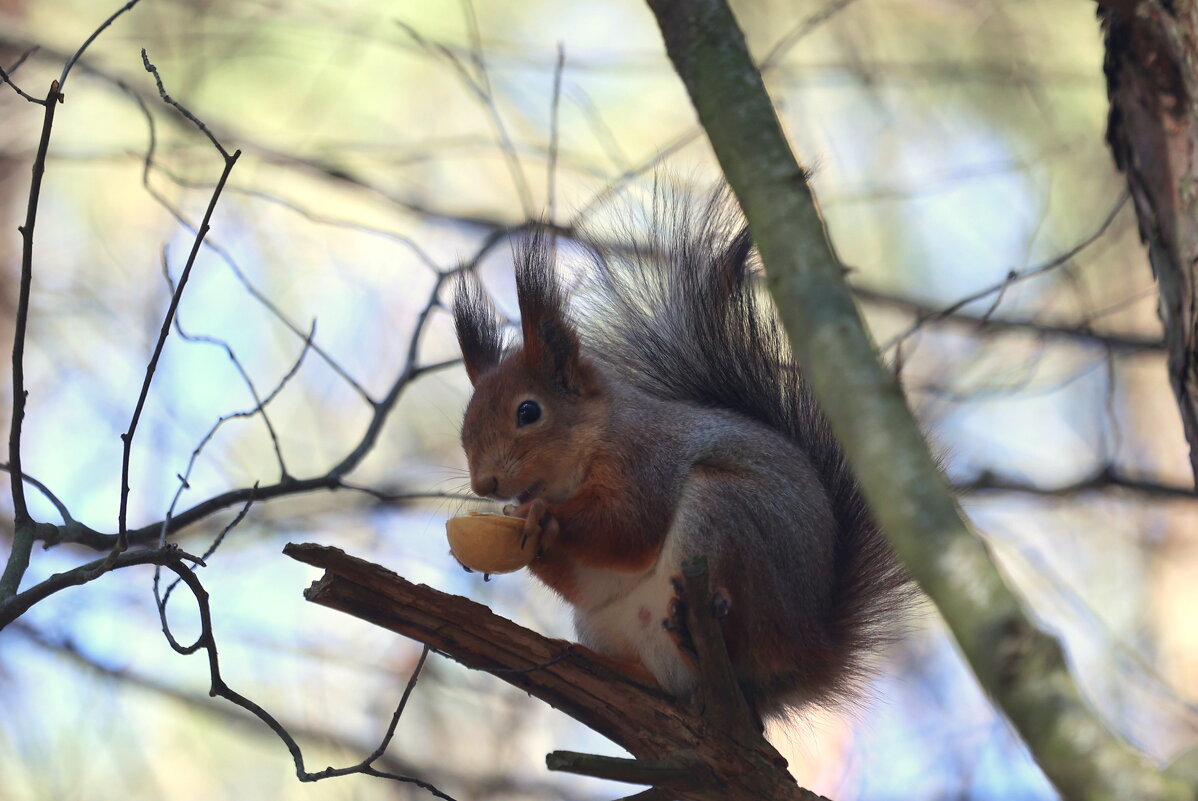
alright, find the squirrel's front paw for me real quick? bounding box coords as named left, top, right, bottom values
left=512, top=497, right=559, bottom=555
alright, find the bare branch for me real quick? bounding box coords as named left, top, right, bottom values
left=13, top=621, right=577, bottom=800
left=0, top=61, right=47, bottom=104
left=162, top=250, right=303, bottom=483
left=0, top=544, right=203, bottom=629
left=878, top=191, right=1131, bottom=354
left=396, top=5, right=535, bottom=218
left=123, top=85, right=374, bottom=402
left=956, top=467, right=1197, bottom=501
left=0, top=463, right=76, bottom=526
left=139, top=48, right=228, bottom=158
left=759, top=0, right=862, bottom=70
left=854, top=284, right=1165, bottom=355
left=156, top=487, right=257, bottom=611
left=57, top=0, right=143, bottom=92
left=145, top=554, right=459, bottom=799
left=31, top=256, right=459, bottom=551
left=117, top=52, right=241, bottom=552
left=1, top=79, right=61, bottom=602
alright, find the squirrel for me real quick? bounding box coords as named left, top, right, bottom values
left=452, top=194, right=909, bottom=719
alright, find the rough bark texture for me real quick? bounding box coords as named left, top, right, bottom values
left=1103, top=0, right=1198, bottom=485
left=285, top=544, right=829, bottom=801
left=644, top=1, right=1195, bottom=799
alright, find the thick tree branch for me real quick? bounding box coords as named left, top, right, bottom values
left=285, top=543, right=824, bottom=801
left=644, top=1, right=1193, bottom=800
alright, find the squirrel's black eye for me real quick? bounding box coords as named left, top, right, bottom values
left=516, top=400, right=541, bottom=427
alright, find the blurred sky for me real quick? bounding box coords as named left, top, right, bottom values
left=1, top=1, right=1196, bottom=800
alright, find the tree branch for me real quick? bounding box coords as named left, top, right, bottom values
left=1, top=79, right=62, bottom=602
left=853, top=285, right=1165, bottom=355
left=0, top=544, right=203, bottom=629
left=115, top=52, right=241, bottom=552
left=12, top=621, right=575, bottom=801
left=644, top=1, right=1194, bottom=800
left=285, top=543, right=824, bottom=801
left=957, top=466, right=1197, bottom=501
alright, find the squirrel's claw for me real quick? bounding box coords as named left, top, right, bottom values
left=516, top=497, right=559, bottom=557
left=663, top=576, right=698, bottom=669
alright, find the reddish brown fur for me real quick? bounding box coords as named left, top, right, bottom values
left=453, top=211, right=910, bottom=718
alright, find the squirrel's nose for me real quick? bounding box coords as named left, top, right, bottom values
left=472, top=475, right=499, bottom=498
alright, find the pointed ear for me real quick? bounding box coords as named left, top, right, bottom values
left=514, top=228, right=590, bottom=395
left=453, top=272, right=505, bottom=386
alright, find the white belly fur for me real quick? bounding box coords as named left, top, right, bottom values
left=569, top=534, right=694, bottom=696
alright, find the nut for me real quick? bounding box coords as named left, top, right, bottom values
left=445, top=512, right=537, bottom=574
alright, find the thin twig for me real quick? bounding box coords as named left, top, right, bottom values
left=879, top=192, right=1131, bottom=353
left=0, top=545, right=203, bottom=629
left=157, top=486, right=258, bottom=609
left=302, top=645, right=432, bottom=781
left=0, top=48, right=46, bottom=104
left=57, top=0, right=144, bottom=92
left=140, top=48, right=228, bottom=158
left=162, top=250, right=294, bottom=481
left=154, top=559, right=458, bottom=799
left=150, top=163, right=441, bottom=271
left=0, top=463, right=77, bottom=525
left=38, top=266, right=460, bottom=552
left=123, top=85, right=375, bottom=402
left=956, top=467, right=1197, bottom=500
left=759, top=0, right=862, bottom=70
left=396, top=9, right=535, bottom=217
left=547, top=44, right=565, bottom=223
left=5, top=46, right=38, bottom=74
left=852, top=284, right=1164, bottom=355
left=16, top=624, right=574, bottom=799
left=116, top=72, right=241, bottom=551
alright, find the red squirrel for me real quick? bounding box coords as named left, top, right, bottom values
left=453, top=197, right=909, bottom=718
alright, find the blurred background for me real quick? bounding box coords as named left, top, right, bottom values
left=1, top=0, right=1195, bottom=799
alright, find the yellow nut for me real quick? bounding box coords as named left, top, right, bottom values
left=445, top=512, right=538, bottom=574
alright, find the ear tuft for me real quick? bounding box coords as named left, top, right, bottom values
left=453, top=272, right=505, bottom=386
left=514, top=227, right=586, bottom=394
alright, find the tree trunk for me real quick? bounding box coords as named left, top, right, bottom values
left=1102, top=0, right=1198, bottom=485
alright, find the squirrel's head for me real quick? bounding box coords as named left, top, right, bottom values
left=453, top=233, right=606, bottom=507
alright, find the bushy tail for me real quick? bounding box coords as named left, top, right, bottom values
left=575, top=191, right=912, bottom=694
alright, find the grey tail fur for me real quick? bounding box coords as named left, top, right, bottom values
left=573, top=191, right=912, bottom=697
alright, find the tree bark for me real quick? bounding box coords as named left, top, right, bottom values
left=1103, top=0, right=1198, bottom=485
left=285, top=543, right=829, bottom=801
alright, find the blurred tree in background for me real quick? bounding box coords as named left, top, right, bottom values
left=0, top=1, right=1195, bottom=800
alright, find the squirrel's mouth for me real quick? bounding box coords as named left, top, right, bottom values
left=514, top=481, right=542, bottom=505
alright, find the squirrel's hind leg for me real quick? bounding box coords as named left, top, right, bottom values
left=662, top=575, right=732, bottom=668
left=662, top=570, right=767, bottom=729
